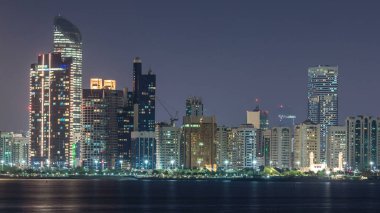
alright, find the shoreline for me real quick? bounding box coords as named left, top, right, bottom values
left=0, top=175, right=378, bottom=182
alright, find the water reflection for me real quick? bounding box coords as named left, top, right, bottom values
left=0, top=179, right=380, bottom=212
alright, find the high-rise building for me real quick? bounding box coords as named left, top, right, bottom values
left=326, top=126, right=346, bottom=170
left=81, top=79, right=123, bottom=169
left=132, top=57, right=156, bottom=132
left=29, top=53, right=71, bottom=168
left=117, top=88, right=134, bottom=169
left=216, top=126, right=234, bottom=167
left=247, top=105, right=269, bottom=162
left=0, top=132, right=29, bottom=167
left=182, top=97, right=217, bottom=170
left=186, top=97, right=203, bottom=116
left=346, top=116, right=380, bottom=171
left=131, top=131, right=156, bottom=169
left=53, top=16, right=83, bottom=167
left=230, top=124, right=257, bottom=169
left=155, top=122, right=181, bottom=169
left=270, top=127, right=292, bottom=169
left=294, top=120, right=321, bottom=168
left=307, top=65, right=338, bottom=162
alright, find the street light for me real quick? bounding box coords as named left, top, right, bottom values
left=224, top=160, right=229, bottom=170
left=170, top=160, right=175, bottom=170
left=94, top=160, right=98, bottom=171
left=253, top=160, right=257, bottom=172
left=296, top=161, right=300, bottom=169
left=119, top=160, right=123, bottom=170
left=144, top=160, right=149, bottom=170
left=197, top=160, right=201, bottom=169
left=370, top=161, right=374, bottom=172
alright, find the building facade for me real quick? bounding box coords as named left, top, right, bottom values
left=230, top=124, right=257, bottom=169
left=131, top=131, right=156, bottom=169
left=327, top=126, right=346, bottom=170
left=29, top=53, right=71, bottom=168
left=270, top=127, right=292, bottom=169
left=53, top=16, right=83, bottom=167
left=155, top=122, right=181, bottom=169
left=216, top=126, right=234, bottom=168
left=346, top=116, right=380, bottom=171
left=0, top=132, right=29, bottom=167
left=307, top=65, right=338, bottom=162
left=294, top=120, right=321, bottom=168
left=81, top=79, right=123, bottom=169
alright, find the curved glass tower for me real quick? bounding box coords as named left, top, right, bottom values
left=53, top=16, right=82, bottom=167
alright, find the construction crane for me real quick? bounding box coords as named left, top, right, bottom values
left=157, top=96, right=178, bottom=127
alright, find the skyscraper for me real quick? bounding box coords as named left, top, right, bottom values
left=186, top=97, right=203, bottom=116
left=53, top=16, right=83, bottom=167
left=182, top=97, right=217, bottom=170
left=132, top=57, right=156, bottom=132
left=247, top=105, right=269, bottom=163
left=307, top=65, right=338, bottom=162
left=231, top=124, right=257, bottom=169
left=29, top=53, right=71, bottom=168
left=81, top=79, right=123, bottom=169
left=346, top=116, right=380, bottom=171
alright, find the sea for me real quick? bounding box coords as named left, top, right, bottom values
left=0, top=178, right=379, bottom=212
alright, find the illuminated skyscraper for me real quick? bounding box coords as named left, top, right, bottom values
left=270, top=127, right=292, bottom=169
left=182, top=97, right=217, bottom=170
left=132, top=57, right=156, bottom=132
left=29, top=53, right=71, bottom=168
left=307, top=65, right=338, bottom=162
left=346, top=116, right=380, bottom=171
left=53, top=16, right=83, bottom=167
left=81, top=79, right=123, bottom=169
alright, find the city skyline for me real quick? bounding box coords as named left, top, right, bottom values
left=2, top=0, right=380, bottom=131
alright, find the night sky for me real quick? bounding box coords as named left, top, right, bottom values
left=1, top=0, right=380, bottom=131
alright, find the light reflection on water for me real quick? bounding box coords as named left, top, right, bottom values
left=0, top=179, right=380, bottom=212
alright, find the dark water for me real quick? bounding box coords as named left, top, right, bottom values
left=0, top=179, right=379, bottom=212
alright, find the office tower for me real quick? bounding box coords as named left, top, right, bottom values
left=270, top=127, right=292, bottom=169
left=155, top=122, right=181, bottom=169
left=54, top=16, right=83, bottom=167
left=131, top=131, right=156, bottom=169
left=186, top=97, right=203, bottom=116
left=117, top=89, right=134, bottom=169
left=230, top=124, right=257, bottom=169
left=327, top=126, right=346, bottom=170
left=81, top=79, right=123, bottom=169
left=0, top=132, right=29, bottom=167
left=29, top=53, right=71, bottom=168
left=132, top=57, right=156, bottom=132
left=182, top=97, right=217, bottom=170
left=216, top=126, right=234, bottom=167
left=346, top=116, right=380, bottom=171
left=307, top=65, right=338, bottom=162
left=294, top=120, right=321, bottom=168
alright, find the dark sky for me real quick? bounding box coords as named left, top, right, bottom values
left=1, top=0, right=380, bottom=131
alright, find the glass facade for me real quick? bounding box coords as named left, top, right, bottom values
left=307, top=65, right=338, bottom=162
left=29, top=53, right=71, bottom=168
left=53, top=16, right=83, bottom=167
